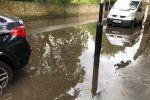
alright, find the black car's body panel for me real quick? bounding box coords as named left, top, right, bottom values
left=0, top=37, right=31, bottom=71
left=0, top=13, right=31, bottom=71
left=0, top=13, right=23, bottom=24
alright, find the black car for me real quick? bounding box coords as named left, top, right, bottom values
left=0, top=14, right=31, bottom=88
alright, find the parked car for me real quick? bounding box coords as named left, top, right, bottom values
left=107, top=0, right=146, bottom=27
left=0, top=14, right=31, bottom=88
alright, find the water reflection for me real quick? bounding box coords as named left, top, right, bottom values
left=26, top=27, right=87, bottom=100
left=0, top=88, right=12, bottom=100
left=114, top=60, right=131, bottom=70
left=91, top=25, right=145, bottom=99
left=104, top=25, right=141, bottom=70
left=91, top=63, right=99, bottom=98
left=105, top=25, right=141, bottom=47
left=0, top=22, right=145, bottom=100
left=0, top=26, right=89, bottom=100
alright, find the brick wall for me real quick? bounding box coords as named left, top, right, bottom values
left=0, top=1, right=105, bottom=18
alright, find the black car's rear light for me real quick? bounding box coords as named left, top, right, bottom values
left=10, top=26, right=26, bottom=37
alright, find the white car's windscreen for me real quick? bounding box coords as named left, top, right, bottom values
left=113, top=0, right=140, bottom=10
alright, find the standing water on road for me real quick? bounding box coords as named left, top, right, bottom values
left=0, top=21, right=143, bottom=100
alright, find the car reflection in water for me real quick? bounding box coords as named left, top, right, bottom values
left=105, top=25, right=141, bottom=70
left=105, top=25, right=141, bottom=47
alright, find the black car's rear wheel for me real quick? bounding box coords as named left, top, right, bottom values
left=0, top=61, right=13, bottom=88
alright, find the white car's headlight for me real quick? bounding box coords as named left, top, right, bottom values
left=126, top=14, right=134, bottom=18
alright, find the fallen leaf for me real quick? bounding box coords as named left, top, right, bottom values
left=122, top=93, right=126, bottom=97
left=140, top=58, right=144, bottom=61
left=86, top=88, right=90, bottom=92
left=122, top=76, right=126, bottom=79
left=60, top=65, right=64, bottom=68
left=134, top=70, right=137, bottom=72
left=54, top=69, right=58, bottom=72
left=144, top=79, right=147, bottom=82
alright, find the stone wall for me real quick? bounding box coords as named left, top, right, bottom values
left=0, top=1, right=104, bottom=18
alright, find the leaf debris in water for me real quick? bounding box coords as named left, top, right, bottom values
left=122, top=93, right=126, bottom=97
left=140, top=58, right=144, bottom=61
left=86, top=88, right=90, bottom=92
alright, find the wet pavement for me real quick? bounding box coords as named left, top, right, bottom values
left=92, top=26, right=150, bottom=100
left=1, top=15, right=150, bottom=100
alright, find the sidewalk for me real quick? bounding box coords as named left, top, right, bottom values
left=93, top=4, right=150, bottom=100
left=92, top=27, right=150, bottom=99
left=93, top=52, right=150, bottom=100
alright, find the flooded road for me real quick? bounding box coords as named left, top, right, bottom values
left=23, top=15, right=99, bottom=30
left=0, top=18, right=145, bottom=100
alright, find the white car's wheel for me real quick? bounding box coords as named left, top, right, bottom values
left=0, top=61, right=13, bottom=88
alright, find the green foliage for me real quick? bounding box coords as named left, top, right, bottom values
left=49, top=0, right=72, bottom=3
left=7, top=0, right=100, bottom=4
left=73, top=0, right=99, bottom=4
left=8, top=0, right=73, bottom=3
left=7, top=0, right=118, bottom=4
left=105, top=0, right=116, bottom=10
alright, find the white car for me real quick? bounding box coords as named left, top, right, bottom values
left=107, top=0, right=146, bottom=27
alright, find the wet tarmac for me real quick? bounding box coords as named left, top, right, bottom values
left=1, top=17, right=150, bottom=100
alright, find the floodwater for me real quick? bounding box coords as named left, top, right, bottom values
left=23, top=15, right=99, bottom=30
left=0, top=17, right=145, bottom=100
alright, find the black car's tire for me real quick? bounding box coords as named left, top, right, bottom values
left=0, top=61, right=13, bottom=88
